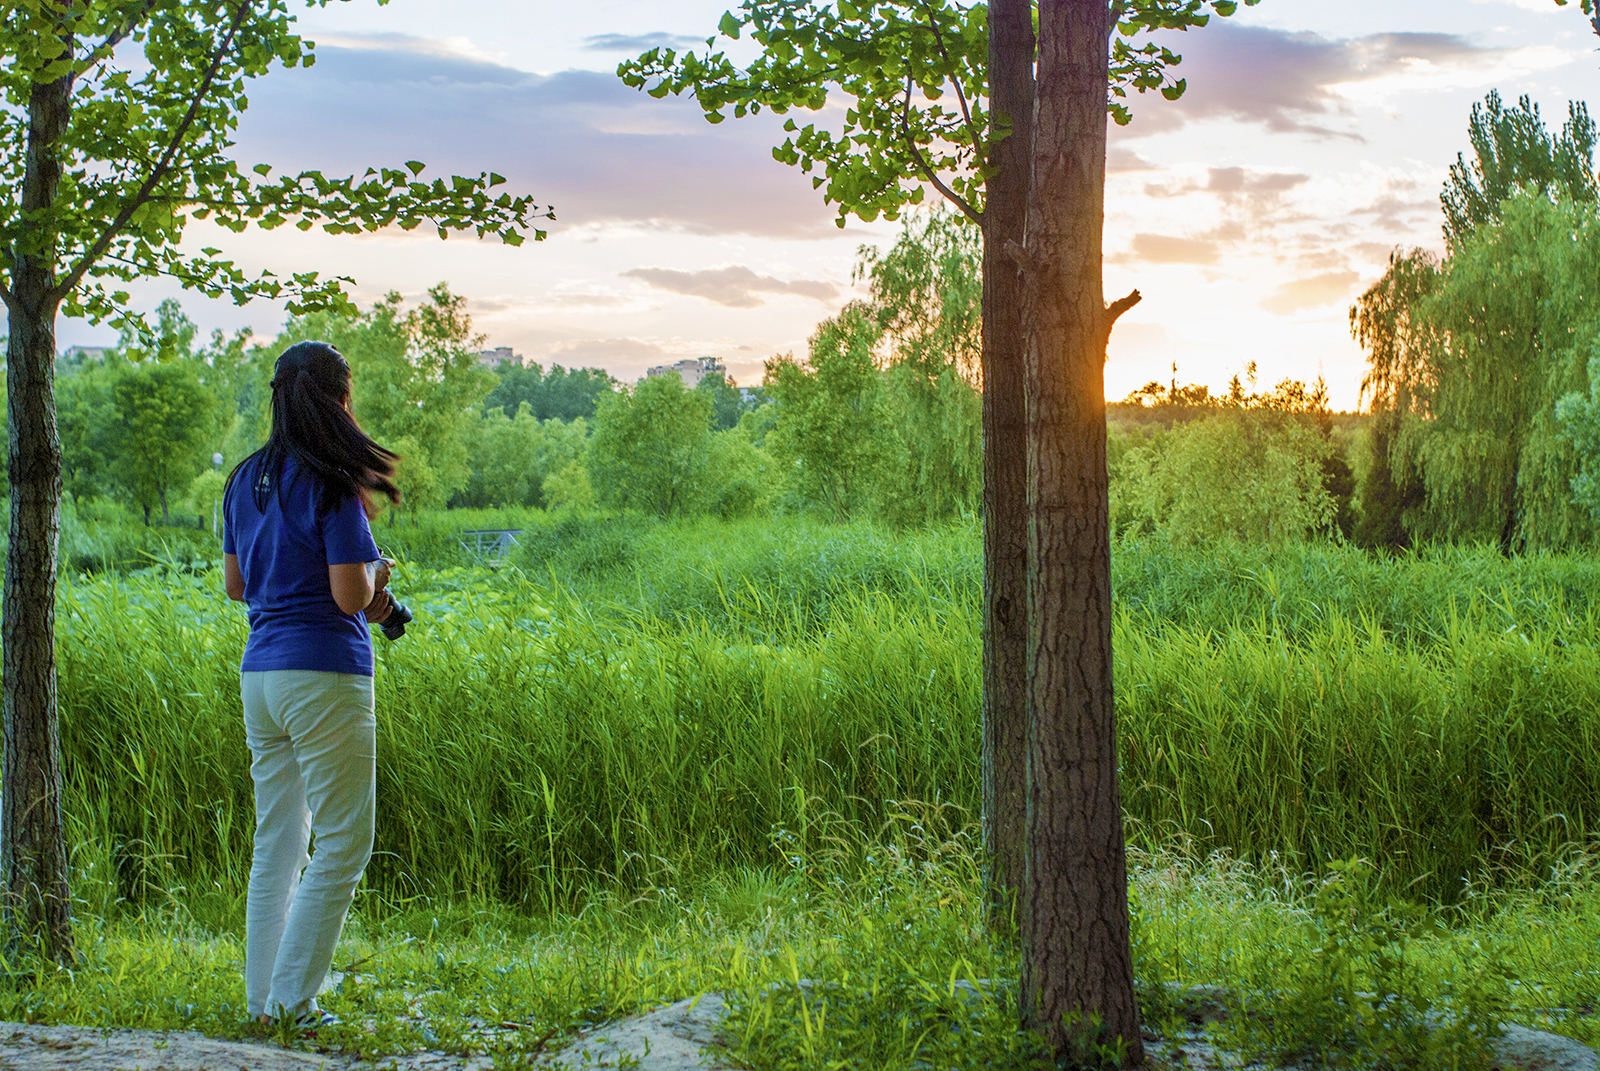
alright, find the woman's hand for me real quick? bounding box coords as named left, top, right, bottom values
left=363, top=589, right=393, bottom=624
left=363, top=558, right=394, bottom=622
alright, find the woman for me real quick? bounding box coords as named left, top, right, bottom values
left=222, top=340, right=400, bottom=1029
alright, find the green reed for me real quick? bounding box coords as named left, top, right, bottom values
left=53, top=526, right=1600, bottom=915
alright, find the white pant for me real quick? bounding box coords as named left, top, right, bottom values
left=241, top=670, right=376, bottom=1020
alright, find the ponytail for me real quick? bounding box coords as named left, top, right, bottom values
left=226, top=340, right=401, bottom=515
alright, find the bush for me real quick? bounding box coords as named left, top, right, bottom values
left=1113, top=408, right=1333, bottom=543
left=510, top=511, right=653, bottom=581
left=58, top=496, right=217, bottom=575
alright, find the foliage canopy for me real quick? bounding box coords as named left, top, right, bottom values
left=619, top=0, right=1257, bottom=226
left=0, top=0, right=548, bottom=331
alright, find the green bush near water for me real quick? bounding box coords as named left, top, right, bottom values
left=53, top=519, right=1600, bottom=917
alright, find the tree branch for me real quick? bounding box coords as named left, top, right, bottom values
left=1107, top=288, right=1142, bottom=325
left=901, top=74, right=982, bottom=225
left=51, top=0, right=252, bottom=304
left=921, top=2, right=985, bottom=177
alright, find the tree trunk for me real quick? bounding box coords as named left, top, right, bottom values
left=1019, top=0, right=1140, bottom=1060
left=3, top=49, right=76, bottom=964
left=979, top=0, right=1034, bottom=920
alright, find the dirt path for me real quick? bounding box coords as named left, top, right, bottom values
left=1, top=1001, right=1593, bottom=1071
left=0, top=998, right=777, bottom=1071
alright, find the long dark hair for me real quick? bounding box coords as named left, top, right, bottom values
left=226, top=341, right=401, bottom=515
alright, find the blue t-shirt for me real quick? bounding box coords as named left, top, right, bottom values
left=223, top=453, right=382, bottom=676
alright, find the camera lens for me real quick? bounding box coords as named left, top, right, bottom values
left=379, top=598, right=414, bottom=641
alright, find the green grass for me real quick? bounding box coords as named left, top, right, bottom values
left=7, top=812, right=1600, bottom=1068
left=46, top=518, right=1600, bottom=909
left=51, top=519, right=1600, bottom=912
left=36, top=514, right=1600, bottom=1064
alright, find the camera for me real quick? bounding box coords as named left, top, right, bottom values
left=379, top=593, right=414, bottom=641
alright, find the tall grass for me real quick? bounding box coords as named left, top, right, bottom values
left=1113, top=537, right=1600, bottom=644
left=55, top=524, right=1600, bottom=912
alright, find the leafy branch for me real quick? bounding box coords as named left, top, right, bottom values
left=619, top=0, right=1258, bottom=227
left=0, top=0, right=549, bottom=332
left=56, top=0, right=251, bottom=303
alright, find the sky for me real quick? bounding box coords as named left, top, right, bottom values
left=60, top=0, right=1600, bottom=409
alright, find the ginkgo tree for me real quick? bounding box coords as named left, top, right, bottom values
left=2, top=0, right=547, bottom=962
left=623, top=1, right=1255, bottom=1057
left=621, top=0, right=1254, bottom=953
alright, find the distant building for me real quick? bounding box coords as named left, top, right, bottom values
left=477, top=346, right=522, bottom=369
left=645, top=357, right=726, bottom=389
left=60, top=345, right=111, bottom=364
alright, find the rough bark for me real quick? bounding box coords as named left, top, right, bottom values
left=979, top=0, right=1035, bottom=920
left=1018, top=0, right=1140, bottom=1060
left=3, top=38, right=76, bottom=964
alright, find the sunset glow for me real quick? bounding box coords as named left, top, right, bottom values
left=60, top=0, right=1600, bottom=410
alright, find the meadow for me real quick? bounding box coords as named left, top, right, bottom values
left=20, top=510, right=1600, bottom=1066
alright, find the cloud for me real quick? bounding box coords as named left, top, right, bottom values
left=582, top=32, right=705, bottom=52
left=1107, top=147, right=1159, bottom=173
left=310, top=31, right=512, bottom=66
left=1124, top=24, right=1507, bottom=139
left=1128, top=233, right=1221, bottom=265
left=622, top=266, right=838, bottom=307
left=472, top=290, right=631, bottom=313
left=1145, top=167, right=1310, bottom=198
left=1261, top=271, right=1362, bottom=315
left=549, top=337, right=666, bottom=363
left=1349, top=178, right=1440, bottom=233
left=231, top=34, right=839, bottom=238
left=1204, top=167, right=1310, bottom=195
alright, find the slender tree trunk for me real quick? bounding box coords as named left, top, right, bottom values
left=3, top=48, right=76, bottom=964
left=1019, top=0, right=1140, bottom=1059
left=979, top=0, right=1035, bottom=920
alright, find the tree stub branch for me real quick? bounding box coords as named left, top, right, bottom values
left=1107, top=288, right=1141, bottom=324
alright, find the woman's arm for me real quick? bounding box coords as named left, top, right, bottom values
left=329, top=558, right=392, bottom=616
left=224, top=554, right=246, bottom=602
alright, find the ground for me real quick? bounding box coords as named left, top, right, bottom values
left=0, top=996, right=1594, bottom=1071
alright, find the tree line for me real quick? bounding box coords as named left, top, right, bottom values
left=1101, top=89, right=1600, bottom=560
left=21, top=211, right=986, bottom=534
left=39, top=198, right=1373, bottom=552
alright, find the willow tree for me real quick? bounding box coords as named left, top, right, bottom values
left=621, top=0, right=1255, bottom=911
left=1351, top=92, right=1599, bottom=553
left=1416, top=194, right=1600, bottom=551
left=857, top=206, right=984, bottom=525
left=2, top=0, right=544, bottom=962
left=1348, top=248, right=1438, bottom=547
